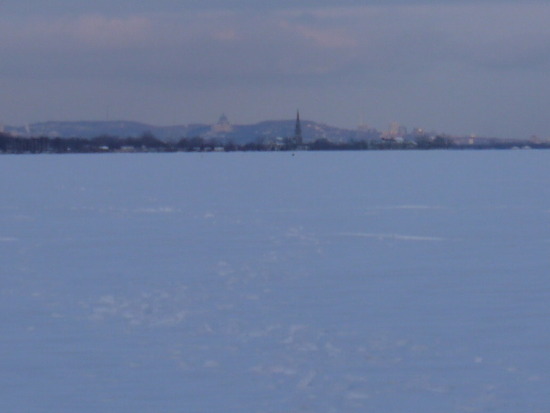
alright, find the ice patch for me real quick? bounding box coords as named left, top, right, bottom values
left=369, top=205, right=446, bottom=211
left=252, top=364, right=297, bottom=376
left=203, top=360, right=220, bottom=369
left=135, top=206, right=178, bottom=214
left=340, top=232, right=446, bottom=242
left=346, top=391, right=369, bottom=400
left=297, top=370, right=317, bottom=389
left=0, top=236, right=17, bottom=242
left=86, top=291, right=189, bottom=326
left=286, top=226, right=320, bottom=246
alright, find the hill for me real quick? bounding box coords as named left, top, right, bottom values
left=6, top=119, right=369, bottom=144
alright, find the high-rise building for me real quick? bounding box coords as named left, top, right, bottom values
left=387, top=122, right=407, bottom=138
left=357, top=122, right=370, bottom=132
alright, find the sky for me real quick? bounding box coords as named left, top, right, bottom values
left=1, top=0, right=550, bottom=138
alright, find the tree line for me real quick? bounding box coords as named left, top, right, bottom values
left=1, top=131, right=546, bottom=154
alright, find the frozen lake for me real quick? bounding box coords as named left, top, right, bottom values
left=1, top=150, right=549, bottom=412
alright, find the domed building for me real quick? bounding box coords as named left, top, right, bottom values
left=211, top=114, right=233, bottom=134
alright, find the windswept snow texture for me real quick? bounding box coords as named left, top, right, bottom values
left=1, top=151, right=550, bottom=412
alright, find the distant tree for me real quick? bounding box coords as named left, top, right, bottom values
left=242, top=142, right=262, bottom=151
left=310, top=138, right=336, bottom=150
left=224, top=141, right=237, bottom=152
left=138, top=131, right=167, bottom=149
left=0, top=132, right=11, bottom=152
left=92, top=135, right=121, bottom=150
left=189, top=136, right=205, bottom=150
left=141, top=137, right=161, bottom=150
left=415, top=135, right=452, bottom=149
left=432, top=136, right=452, bottom=148
left=176, top=137, right=190, bottom=150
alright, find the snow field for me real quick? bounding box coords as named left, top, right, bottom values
left=1, top=151, right=550, bottom=412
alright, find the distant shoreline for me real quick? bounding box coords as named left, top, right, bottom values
left=3, top=127, right=549, bottom=155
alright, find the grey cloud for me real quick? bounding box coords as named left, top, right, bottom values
left=4, top=4, right=550, bottom=76
left=1, top=0, right=533, bottom=16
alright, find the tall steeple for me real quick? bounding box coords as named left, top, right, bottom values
left=294, top=110, right=303, bottom=145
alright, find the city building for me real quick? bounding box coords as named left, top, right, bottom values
left=211, top=114, right=233, bottom=134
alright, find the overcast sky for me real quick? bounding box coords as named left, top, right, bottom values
left=1, top=0, right=549, bottom=138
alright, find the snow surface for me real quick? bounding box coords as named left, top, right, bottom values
left=1, top=151, right=550, bottom=412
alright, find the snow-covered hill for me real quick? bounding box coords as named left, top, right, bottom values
left=6, top=119, right=360, bottom=143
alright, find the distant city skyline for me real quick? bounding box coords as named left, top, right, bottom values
left=1, top=1, right=550, bottom=139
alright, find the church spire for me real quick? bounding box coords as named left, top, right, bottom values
left=294, top=110, right=303, bottom=145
